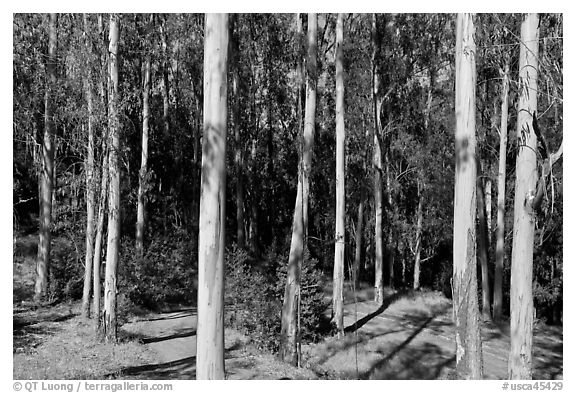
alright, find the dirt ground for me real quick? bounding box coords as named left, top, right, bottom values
left=14, top=235, right=563, bottom=381
left=116, top=288, right=562, bottom=380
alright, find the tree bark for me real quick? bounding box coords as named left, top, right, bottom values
left=280, top=13, right=317, bottom=366
left=372, top=13, right=384, bottom=304
left=509, top=13, right=540, bottom=380
left=413, top=180, right=423, bottom=290
left=103, top=14, right=121, bottom=344
left=493, top=62, right=509, bottom=322
left=35, top=13, right=58, bottom=303
left=353, top=197, right=364, bottom=288
left=332, top=13, right=345, bottom=337
left=196, top=13, right=228, bottom=380
left=477, top=176, right=492, bottom=320
left=93, top=137, right=108, bottom=336
left=453, top=13, right=483, bottom=379
left=81, top=14, right=96, bottom=319
left=136, top=17, right=152, bottom=255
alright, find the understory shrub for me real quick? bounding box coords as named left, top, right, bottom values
left=120, top=230, right=197, bottom=309
left=225, top=244, right=331, bottom=352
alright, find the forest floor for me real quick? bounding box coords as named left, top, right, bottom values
left=13, top=235, right=563, bottom=380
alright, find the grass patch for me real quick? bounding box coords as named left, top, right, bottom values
left=13, top=306, right=154, bottom=380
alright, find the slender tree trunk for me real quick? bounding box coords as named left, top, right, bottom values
left=353, top=197, right=364, bottom=288
left=493, top=62, right=509, bottom=322
left=103, top=14, right=121, bottom=344
left=93, top=140, right=108, bottom=336
left=509, top=13, right=540, bottom=380
left=196, top=13, right=228, bottom=380
left=413, top=69, right=434, bottom=291
left=93, top=13, right=109, bottom=335
left=81, top=14, right=96, bottom=318
left=371, top=13, right=384, bottom=303
left=35, top=13, right=58, bottom=303
left=231, top=15, right=245, bottom=249
left=332, top=13, right=345, bottom=337
left=453, top=13, right=483, bottom=379
left=413, top=180, right=423, bottom=290
left=281, top=13, right=316, bottom=366
left=477, top=176, right=492, bottom=320
left=136, top=29, right=152, bottom=255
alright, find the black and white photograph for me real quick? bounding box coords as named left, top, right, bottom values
left=12, top=10, right=564, bottom=383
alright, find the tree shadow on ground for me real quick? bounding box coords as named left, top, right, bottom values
left=533, top=340, right=563, bottom=380
left=357, top=313, right=455, bottom=379
left=344, top=290, right=410, bottom=334
left=120, top=327, right=197, bottom=344
left=362, top=342, right=456, bottom=379
left=134, top=310, right=195, bottom=323
left=113, top=356, right=197, bottom=379
left=110, top=341, right=243, bottom=380
left=13, top=322, right=63, bottom=353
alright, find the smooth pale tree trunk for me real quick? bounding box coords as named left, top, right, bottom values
left=509, top=13, right=539, bottom=380
left=136, top=41, right=152, bottom=255
left=103, top=14, right=120, bottom=344
left=93, top=13, right=108, bottom=335
left=332, top=13, right=345, bottom=337
left=493, top=63, right=509, bottom=322
left=414, top=69, right=434, bottom=291
left=281, top=13, right=316, bottom=366
left=35, top=13, right=58, bottom=303
left=477, top=176, right=492, bottom=320
left=93, top=140, right=108, bottom=336
left=453, top=13, right=483, bottom=379
left=81, top=14, right=96, bottom=318
left=196, top=13, right=228, bottom=380
left=231, top=15, right=245, bottom=249
left=372, top=13, right=384, bottom=304
left=413, top=181, right=423, bottom=290
left=353, top=197, right=364, bottom=287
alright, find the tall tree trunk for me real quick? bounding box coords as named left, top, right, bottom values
left=81, top=14, right=96, bottom=318
left=372, top=13, right=384, bottom=304
left=477, top=176, right=492, bottom=320
left=93, top=13, right=109, bottom=336
left=332, top=13, right=345, bottom=337
left=196, top=13, right=228, bottom=380
left=453, top=13, right=483, bottom=379
left=509, top=13, right=540, bottom=380
left=353, top=196, right=364, bottom=288
left=35, top=13, right=58, bottom=303
left=136, top=24, right=152, bottom=255
left=493, top=62, right=509, bottom=322
left=103, top=14, right=121, bottom=344
left=413, top=180, right=423, bottom=290
left=93, top=138, right=109, bottom=336
left=231, top=15, right=245, bottom=249
left=280, top=13, right=317, bottom=366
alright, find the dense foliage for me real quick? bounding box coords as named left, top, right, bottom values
left=13, top=12, right=562, bottom=335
